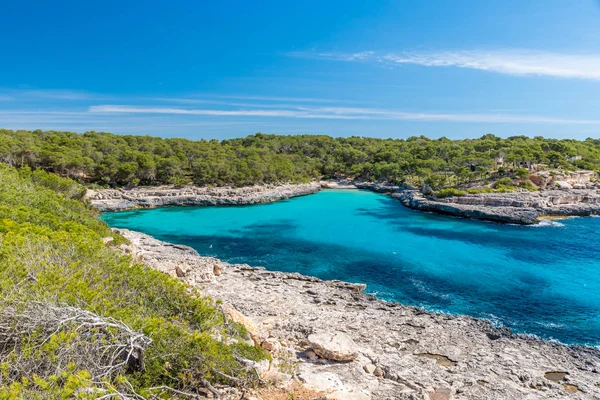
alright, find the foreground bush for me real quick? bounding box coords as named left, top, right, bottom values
left=0, top=165, right=268, bottom=398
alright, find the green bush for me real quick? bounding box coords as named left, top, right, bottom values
left=518, top=180, right=539, bottom=192
left=0, top=165, right=268, bottom=398
left=494, top=184, right=519, bottom=193
left=467, top=188, right=494, bottom=194
left=494, top=177, right=515, bottom=187
left=435, top=188, right=467, bottom=198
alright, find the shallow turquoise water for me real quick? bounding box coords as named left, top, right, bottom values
left=102, top=189, right=600, bottom=346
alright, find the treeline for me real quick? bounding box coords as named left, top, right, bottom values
left=0, top=165, right=267, bottom=398
left=2, top=129, right=600, bottom=189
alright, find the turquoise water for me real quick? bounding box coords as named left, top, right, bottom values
left=102, top=189, right=600, bottom=346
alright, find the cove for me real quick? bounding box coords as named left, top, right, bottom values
left=102, top=189, right=600, bottom=346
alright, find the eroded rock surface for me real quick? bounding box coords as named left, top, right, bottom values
left=87, top=183, right=321, bottom=212
left=307, top=332, right=359, bottom=362
left=117, top=229, right=600, bottom=399
left=395, top=189, right=600, bottom=225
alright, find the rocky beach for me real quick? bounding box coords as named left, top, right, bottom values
left=114, top=228, right=600, bottom=400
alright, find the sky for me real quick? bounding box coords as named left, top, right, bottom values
left=2, top=0, right=600, bottom=140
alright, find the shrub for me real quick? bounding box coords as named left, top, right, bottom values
left=467, top=188, right=494, bottom=194
left=494, top=184, right=519, bottom=193
left=518, top=183, right=538, bottom=192
left=0, top=165, right=268, bottom=398
left=494, top=177, right=515, bottom=187
left=435, top=188, right=467, bottom=198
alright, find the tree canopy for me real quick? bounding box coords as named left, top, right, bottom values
left=2, top=129, right=599, bottom=189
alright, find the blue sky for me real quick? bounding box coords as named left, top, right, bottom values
left=2, top=0, right=600, bottom=139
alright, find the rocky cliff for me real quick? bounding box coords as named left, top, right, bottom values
left=114, top=228, right=600, bottom=400
left=396, top=189, right=600, bottom=225
left=86, top=183, right=321, bottom=212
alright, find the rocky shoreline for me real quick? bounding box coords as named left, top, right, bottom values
left=86, top=183, right=321, bottom=212
left=345, top=181, right=600, bottom=225
left=88, top=180, right=600, bottom=225
left=115, top=228, right=600, bottom=399
left=393, top=189, right=600, bottom=225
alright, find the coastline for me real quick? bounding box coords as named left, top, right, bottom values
left=113, top=227, right=600, bottom=399
left=89, top=181, right=600, bottom=225
left=85, top=182, right=322, bottom=212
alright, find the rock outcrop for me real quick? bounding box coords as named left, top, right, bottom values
left=395, top=189, right=600, bottom=225
left=92, top=178, right=600, bottom=225
left=86, top=183, right=321, bottom=212
left=116, top=228, right=600, bottom=400
left=307, top=332, right=359, bottom=362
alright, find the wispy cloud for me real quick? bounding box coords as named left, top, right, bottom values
left=214, top=94, right=350, bottom=103
left=89, top=105, right=368, bottom=120
left=89, top=104, right=600, bottom=124
left=0, top=88, right=109, bottom=101
left=291, top=49, right=600, bottom=80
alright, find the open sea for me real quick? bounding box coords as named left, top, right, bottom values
left=102, top=189, right=600, bottom=346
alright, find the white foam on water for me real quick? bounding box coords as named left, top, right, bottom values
left=534, top=321, right=566, bottom=329
left=409, top=277, right=451, bottom=300
left=534, top=220, right=565, bottom=227
left=483, top=313, right=504, bottom=328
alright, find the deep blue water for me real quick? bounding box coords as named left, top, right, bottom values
left=102, top=189, right=600, bottom=346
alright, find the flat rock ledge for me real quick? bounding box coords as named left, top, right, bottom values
left=86, top=182, right=321, bottom=212
left=115, top=228, right=600, bottom=399
left=393, top=189, right=600, bottom=225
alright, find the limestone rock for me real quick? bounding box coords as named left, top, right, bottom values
left=555, top=181, right=572, bottom=190
left=213, top=263, right=224, bottom=276
left=261, top=338, right=280, bottom=352
left=304, top=349, right=319, bottom=361
left=307, top=331, right=358, bottom=362
left=396, top=188, right=600, bottom=225
left=119, top=226, right=600, bottom=400
left=429, top=387, right=452, bottom=400
left=221, top=304, right=261, bottom=345
left=299, top=370, right=370, bottom=400
left=363, top=364, right=376, bottom=374
left=113, top=228, right=215, bottom=282
left=88, top=183, right=321, bottom=212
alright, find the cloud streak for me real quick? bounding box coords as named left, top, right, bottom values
left=292, top=49, right=600, bottom=80
left=0, top=88, right=110, bottom=101
left=89, top=105, right=600, bottom=124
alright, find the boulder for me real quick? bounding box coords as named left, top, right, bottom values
left=307, top=331, right=358, bottom=362
left=213, top=263, right=224, bottom=276
left=363, top=364, right=376, bottom=374
left=222, top=304, right=262, bottom=345
left=554, top=181, right=572, bottom=190
left=528, top=174, right=546, bottom=188
left=421, top=184, right=434, bottom=196
left=261, top=338, right=281, bottom=352
left=429, top=387, right=452, bottom=400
